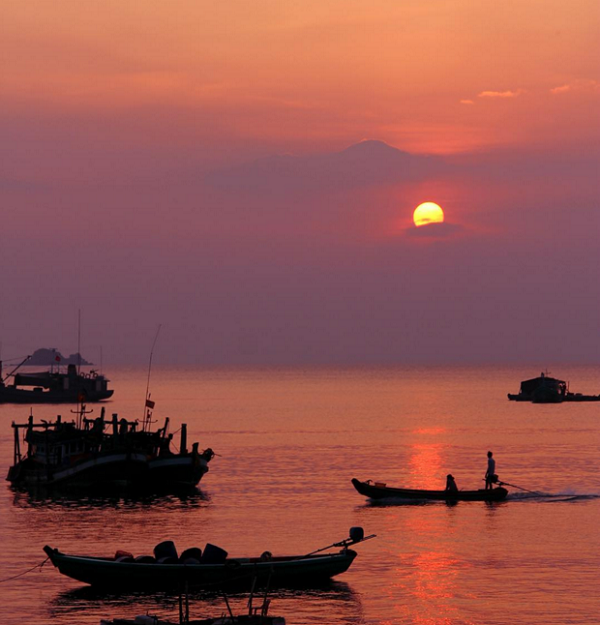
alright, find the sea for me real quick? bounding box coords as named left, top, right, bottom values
left=1, top=365, right=599, bottom=625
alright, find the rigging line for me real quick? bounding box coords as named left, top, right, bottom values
left=1, top=354, right=31, bottom=364
left=0, top=557, right=49, bottom=584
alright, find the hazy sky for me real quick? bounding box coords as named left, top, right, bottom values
left=1, top=1, right=599, bottom=365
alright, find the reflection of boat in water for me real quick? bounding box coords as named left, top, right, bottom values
left=7, top=406, right=214, bottom=490
left=0, top=358, right=113, bottom=403
left=508, top=372, right=600, bottom=403
left=52, top=580, right=361, bottom=625
left=10, top=484, right=209, bottom=510
left=351, top=478, right=508, bottom=502
left=43, top=528, right=374, bottom=590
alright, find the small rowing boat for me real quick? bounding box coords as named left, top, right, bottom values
left=351, top=478, right=508, bottom=502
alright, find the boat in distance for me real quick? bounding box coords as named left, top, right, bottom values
left=43, top=528, right=374, bottom=590
left=0, top=360, right=114, bottom=403
left=507, top=372, right=600, bottom=403
left=351, top=478, right=508, bottom=502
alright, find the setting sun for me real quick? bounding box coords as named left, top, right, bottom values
left=413, top=202, right=444, bottom=227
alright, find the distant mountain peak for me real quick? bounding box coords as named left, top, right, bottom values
left=341, top=140, right=403, bottom=155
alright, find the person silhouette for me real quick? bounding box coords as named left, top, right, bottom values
left=485, top=451, right=497, bottom=489
left=445, top=474, right=458, bottom=492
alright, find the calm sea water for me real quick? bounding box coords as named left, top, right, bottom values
left=1, top=365, right=599, bottom=624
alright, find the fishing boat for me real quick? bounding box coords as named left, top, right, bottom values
left=6, top=407, right=213, bottom=489
left=0, top=358, right=114, bottom=404
left=351, top=478, right=508, bottom=502
left=43, top=528, right=374, bottom=590
left=507, top=372, right=600, bottom=403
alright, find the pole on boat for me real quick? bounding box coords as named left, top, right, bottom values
left=304, top=528, right=376, bottom=557
left=498, top=480, right=543, bottom=495
left=2, top=355, right=31, bottom=383
left=77, top=308, right=82, bottom=376
left=222, top=592, right=235, bottom=621
left=143, top=324, right=162, bottom=431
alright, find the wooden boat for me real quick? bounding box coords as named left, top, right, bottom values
left=7, top=407, right=213, bottom=489
left=43, top=528, right=374, bottom=590
left=351, top=478, right=508, bottom=502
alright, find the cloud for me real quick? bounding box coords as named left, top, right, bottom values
left=405, top=222, right=462, bottom=238
left=550, top=80, right=600, bottom=95
left=460, top=99, right=474, bottom=105
left=478, top=89, right=524, bottom=99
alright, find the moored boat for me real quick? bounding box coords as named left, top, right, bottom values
left=351, top=478, right=508, bottom=502
left=43, top=528, right=374, bottom=590
left=7, top=407, right=213, bottom=490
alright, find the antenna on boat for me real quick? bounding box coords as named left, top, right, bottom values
left=77, top=309, right=82, bottom=376
left=143, top=324, right=162, bottom=432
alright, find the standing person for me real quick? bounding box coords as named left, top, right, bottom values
left=485, top=451, right=497, bottom=489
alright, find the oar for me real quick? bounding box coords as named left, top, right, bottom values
left=494, top=479, right=543, bottom=495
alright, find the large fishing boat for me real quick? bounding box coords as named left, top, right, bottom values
left=43, top=528, right=374, bottom=590
left=0, top=358, right=114, bottom=403
left=6, top=406, right=214, bottom=489
left=507, top=372, right=600, bottom=403
left=351, top=478, right=508, bottom=502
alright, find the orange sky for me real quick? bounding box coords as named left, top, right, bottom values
left=2, top=0, right=599, bottom=157
left=1, top=1, right=599, bottom=364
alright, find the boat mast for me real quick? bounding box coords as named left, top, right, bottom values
left=77, top=308, right=82, bottom=376
left=143, top=324, right=162, bottom=432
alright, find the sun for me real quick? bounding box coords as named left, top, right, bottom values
left=413, top=202, right=444, bottom=227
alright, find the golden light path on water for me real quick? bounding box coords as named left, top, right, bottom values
left=1, top=365, right=599, bottom=624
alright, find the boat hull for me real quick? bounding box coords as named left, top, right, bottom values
left=148, top=456, right=209, bottom=487
left=351, top=478, right=508, bottom=502
left=508, top=393, right=600, bottom=403
left=43, top=546, right=357, bottom=590
left=8, top=452, right=148, bottom=487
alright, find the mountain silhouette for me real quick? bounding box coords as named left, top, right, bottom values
left=27, top=348, right=92, bottom=366
left=207, top=140, right=446, bottom=195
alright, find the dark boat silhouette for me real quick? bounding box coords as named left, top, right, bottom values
left=43, top=528, right=374, bottom=590
left=351, top=478, right=508, bottom=502
left=507, top=372, right=600, bottom=403
left=0, top=359, right=113, bottom=403
left=7, top=407, right=214, bottom=490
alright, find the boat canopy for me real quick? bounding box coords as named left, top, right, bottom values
left=520, top=375, right=566, bottom=395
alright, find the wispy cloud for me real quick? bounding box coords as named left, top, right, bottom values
left=478, top=89, right=524, bottom=99
left=550, top=79, right=600, bottom=95
left=460, top=99, right=474, bottom=105
left=405, top=222, right=462, bottom=238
